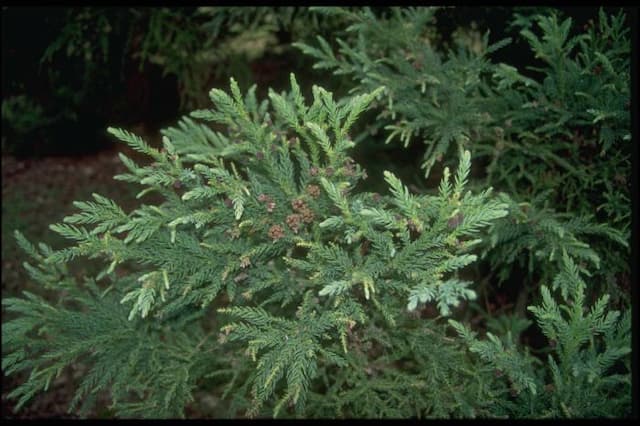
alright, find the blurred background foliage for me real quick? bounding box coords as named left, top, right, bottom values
left=3, top=7, right=617, bottom=156
left=2, top=6, right=352, bottom=157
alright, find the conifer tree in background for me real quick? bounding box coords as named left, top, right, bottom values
left=297, top=6, right=630, bottom=300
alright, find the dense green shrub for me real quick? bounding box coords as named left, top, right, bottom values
left=3, top=74, right=631, bottom=419
left=3, top=76, right=506, bottom=417
left=2, top=6, right=631, bottom=419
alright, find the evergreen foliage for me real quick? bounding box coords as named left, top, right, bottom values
left=482, top=9, right=630, bottom=227
left=298, top=6, right=631, bottom=299
left=3, top=76, right=512, bottom=418
left=481, top=191, right=628, bottom=288
left=295, top=7, right=517, bottom=178
left=451, top=253, right=631, bottom=418
left=3, top=6, right=631, bottom=419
